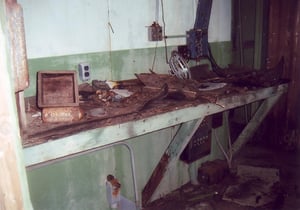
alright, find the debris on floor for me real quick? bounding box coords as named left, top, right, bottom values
left=222, top=165, right=280, bottom=207
left=184, top=202, right=214, bottom=210
left=198, top=159, right=229, bottom=185
left=143, top=143, right=300, bottom=210
left=144, top=181, right=221, bottom=210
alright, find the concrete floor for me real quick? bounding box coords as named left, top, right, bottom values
left=144, top=142, right=300, bottom=210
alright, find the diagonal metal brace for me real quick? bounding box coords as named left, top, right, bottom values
left=232, top=94, right=283, bottom=156
left=142, top=118, right=203, bottom=206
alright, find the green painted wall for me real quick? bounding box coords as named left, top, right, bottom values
left=24, top=47, right=175, bottom=97
left=27, top=129, right=175, bottom=210
left=27, top=116, right=230, bottom=210
left=24, top=42, right=232, bottom=97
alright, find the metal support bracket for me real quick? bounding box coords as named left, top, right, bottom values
left=232, top=94, right=283, bottom=155
left=142, top=118, right=203, bottom=206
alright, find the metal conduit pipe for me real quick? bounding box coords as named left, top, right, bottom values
left=164, top=34, right=187, bottom=39
left=26, top=142, right=140, bottom=210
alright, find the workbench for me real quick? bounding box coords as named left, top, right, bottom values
left=23, top=81, right=288, bottom=168
left=21, top=75, right=288, bottom=207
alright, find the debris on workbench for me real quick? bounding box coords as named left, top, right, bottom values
left=111, top=89, right=133, bottom=98
left=79, top=72, right=212, bottom=115
left=135, top=71, right=200, bottom=100
left=116, top=83, right=169, bottom=112
left=42, top=106, right=84, bottom=123
left=92, top=80, right=118, bottom=90
left=95, top=89, right=117, bottom=102
left=190, top=57, right=285, bottom=89
left=86, top=107, right=106, bottom=118
left=27, top=64, right=286, bottom=144
left=216, top=57, right=285, bottom=88
left=78, top=71, right=235, bottom=113
left=78, top=82, right=95, bottom=100
left=79, top=79, right=139, bottom=101
left=95, top=89, right=134, bottom=103
left=231, top=58, right=284, bottom=87
left=198, top=82, right=227, bottom=91
left=222, top=165, right=281, bottom=207
left=82, top=82, right=168, bottom=119
left=49, top=71, right=239, bottom=124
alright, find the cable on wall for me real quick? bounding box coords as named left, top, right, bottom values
left=151, top=41, right=158, bottom=72
left=106, top=0, right=114, bottom=80
left=161, top=0, right=169, bottom=64
left=155, top=0, right=160, bottom=23
left=150, top=0, right=161, bottom=72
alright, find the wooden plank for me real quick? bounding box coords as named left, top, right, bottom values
left=0, top=1, right=32, bottom=208
left=6, top=1, right=29, bottom=92
left=15, top=91, right=27, bottom=130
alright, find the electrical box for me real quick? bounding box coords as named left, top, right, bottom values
left=180, top=116, right=212, bottom=163
left=186, top=29, right=209, bottom=60
left=78, top=62, right=90, bottom=81
left=148, top=22, right=163, bottom=41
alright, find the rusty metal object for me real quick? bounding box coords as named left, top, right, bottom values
left=42, top=107, right=84, bottom=123
left=6, top=1, right=29, bottom=92
left=197, top=159, right=228, bottom=185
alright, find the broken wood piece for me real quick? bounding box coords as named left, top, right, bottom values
left=135, top=73, right=200, bottom=100
left=143, top=86, right=198, bottom=100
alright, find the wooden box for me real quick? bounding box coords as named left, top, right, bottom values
left=37, top=70, right=79, bottom=108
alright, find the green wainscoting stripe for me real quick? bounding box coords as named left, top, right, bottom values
left=24, top=42, right=232, bottom=97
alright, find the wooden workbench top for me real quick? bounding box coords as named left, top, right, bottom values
left=22, top=74, right=288, bottom=167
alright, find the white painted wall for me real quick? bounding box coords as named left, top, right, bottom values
left=19, top=0, right=231, bottom=59
left=209, top=0, right=232, bottom=42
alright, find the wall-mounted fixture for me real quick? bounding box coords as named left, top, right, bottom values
left=148, top=22, right=163, bottom=41
left=148, top=0, right=163, bottom=42
left=180, top=116, right=212, bottom=163
left=181, top=0, right=212, bottom=61
left=78, top=62, right=90, bottom=82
